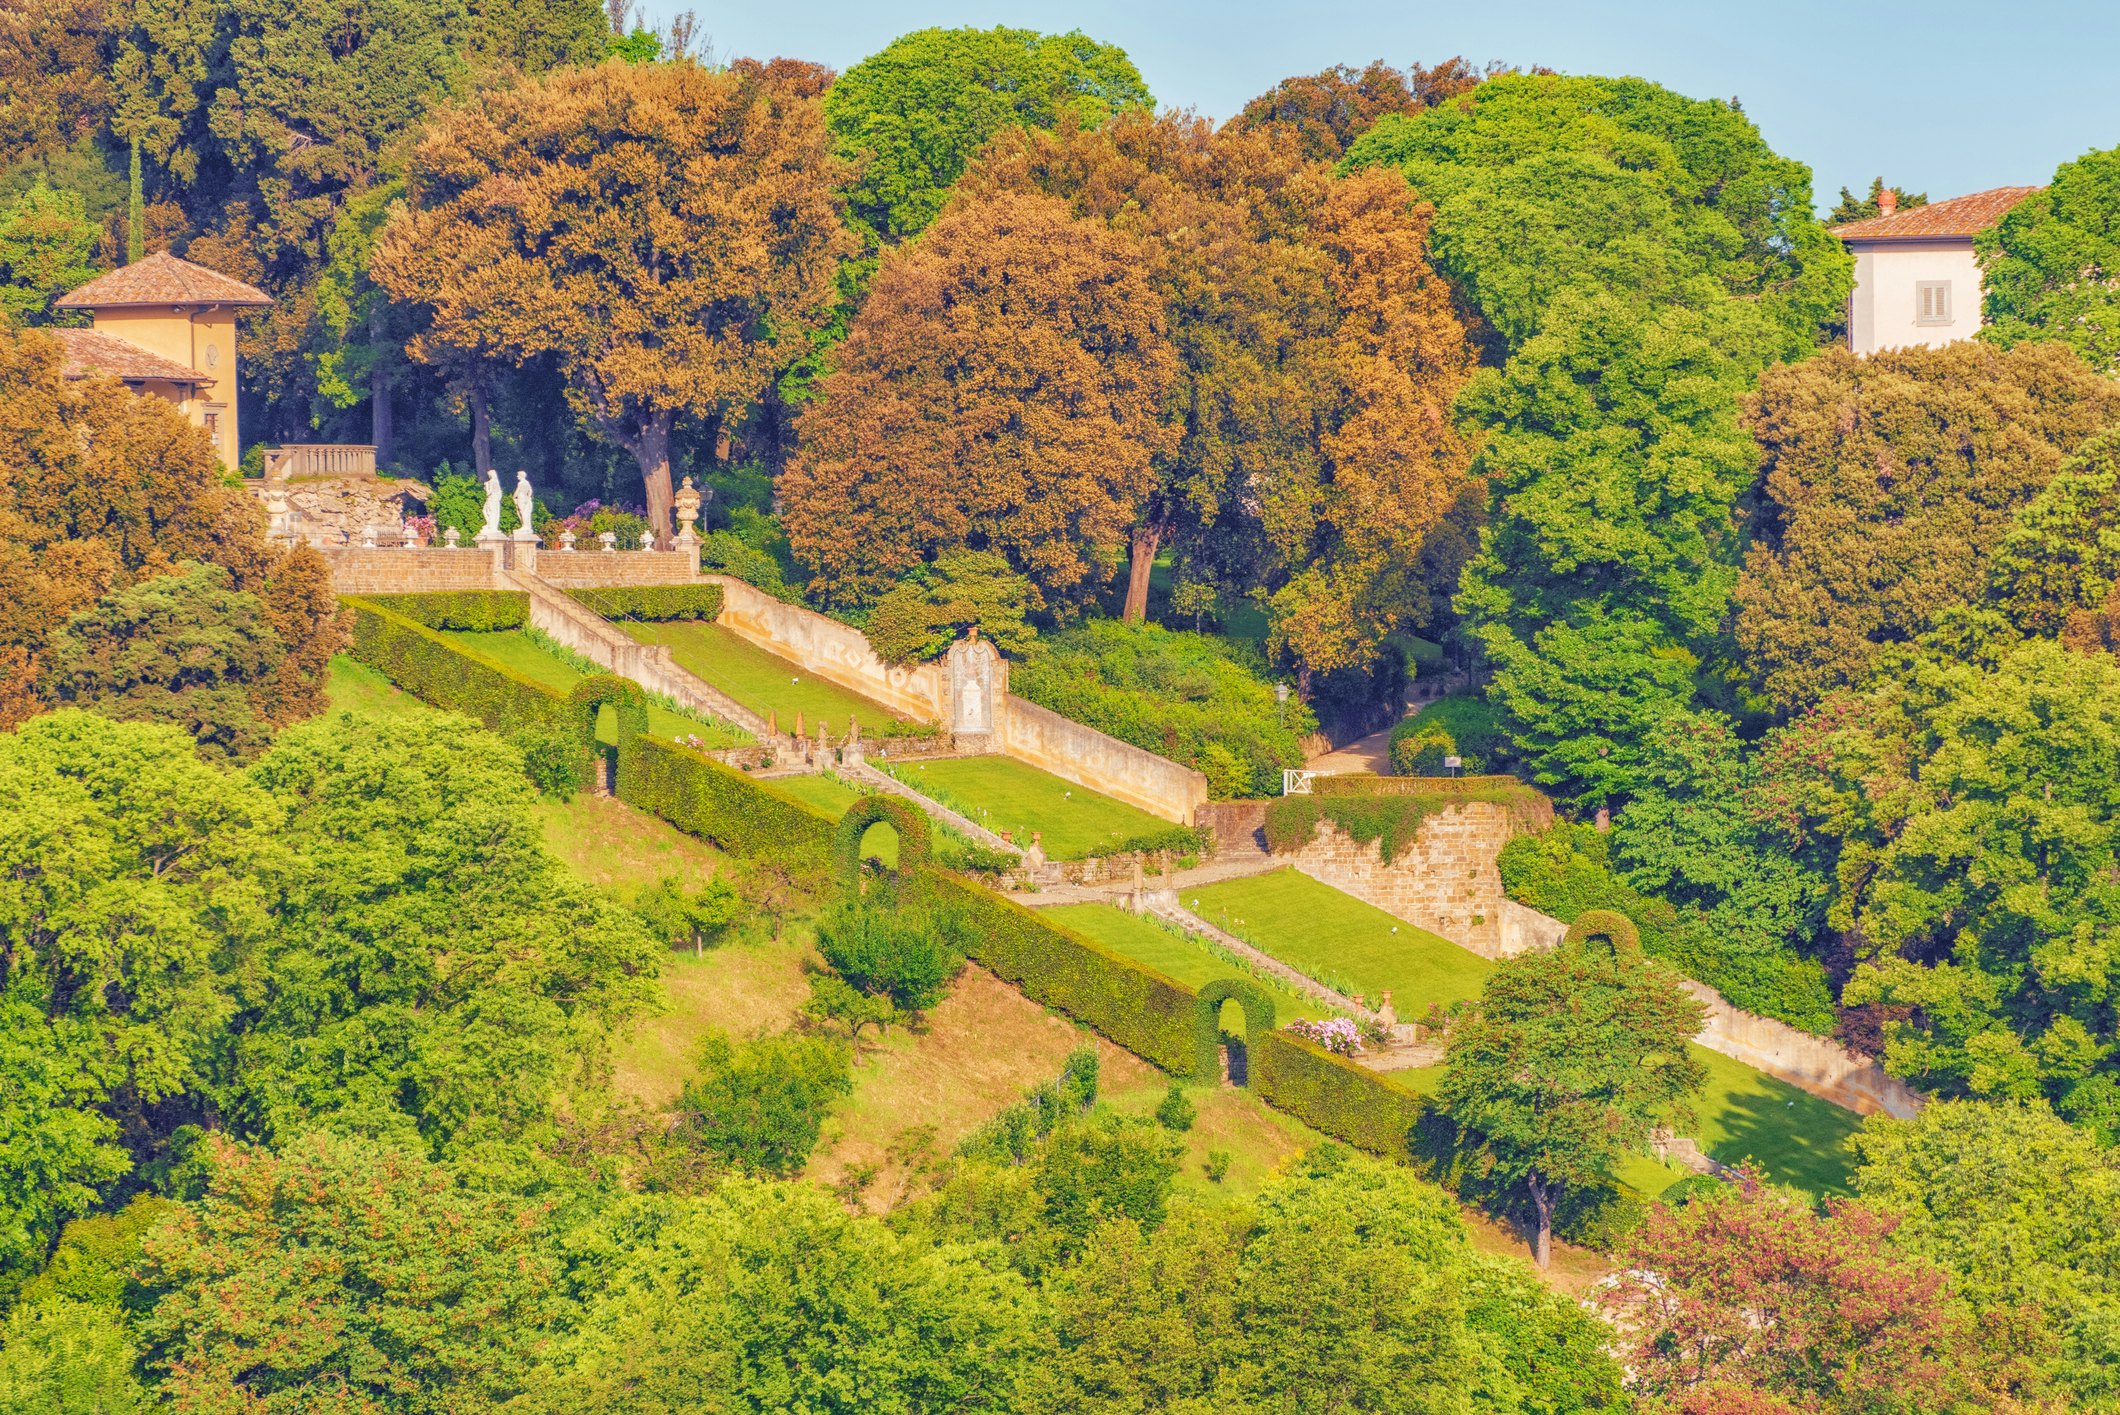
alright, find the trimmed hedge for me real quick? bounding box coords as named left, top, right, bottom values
left=343, top=597, right=574, bottom=738
left=833, top=794, right=932, bottom=883
left=566, top=584, right=726, bottom=622
left=1194, top=978, right=1275, bottom=1081
left=363, top=590, right=528, bottom=632
left=617, top=734, right=835, bottom=860
left=1265, top=780, right=1548, bottom=862
left=915, top=870, right=1199, bottom=1077
left=1252, top=1030, right=1431, bottom=1160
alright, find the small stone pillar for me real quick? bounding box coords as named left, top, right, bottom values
left=792, top=710, right=805, bottom=741
left=841, top=717, right=863, bottom=767
left=1377, top=990, right=1398, bottom=1029
left=263, top=481, right=293, bottom=542
left=766, top=708, right=777, bottom=737
left=1126, top=853, right=1144, bottom=910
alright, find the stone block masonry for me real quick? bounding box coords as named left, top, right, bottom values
left=319, top=549, right=499, bottom=595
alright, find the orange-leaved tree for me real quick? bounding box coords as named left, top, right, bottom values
left=782, top=192, right=1179, bottom=608
left=0, top=324, right=340, bottom=735
left=964, top=110, right=1477, bottom=683
left=374, top=58, right=851, bottom=541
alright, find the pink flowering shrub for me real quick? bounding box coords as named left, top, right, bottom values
left=1285, top=1016, right=1364, bottom=1056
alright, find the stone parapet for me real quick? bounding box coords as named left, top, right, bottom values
left=314, top=548, right=497, bottom=595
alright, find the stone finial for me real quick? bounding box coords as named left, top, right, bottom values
left=766, top=708, right=777, bottom=736
left=639, top=529, right=655, bottom=552
left=359, top=524, right=378, bottom=549
left=847, top=717, right=860, bottom=744
left=598, top=530, right=617, bottom=553
left=792, top=710, right=805, bottom=740
left=559, top=529, right=577, bottom=553
left=443, top=526, right=461, bottom=549
left=401, top=522, right=419, bottom=549
left=674, top=476, right=704, bottom=544
left=1377, top=990, right=1398, bottom=1029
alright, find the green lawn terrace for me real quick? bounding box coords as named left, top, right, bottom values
left=1044, top=903, right=1340, bottom=1026
left=1187, top=869, right=1863, bottom=1196
left=618, top=620, right=929, bottom=741
left=438, top=628, right=750, bottom=749
left=875, top=754, right=1186, bottom=861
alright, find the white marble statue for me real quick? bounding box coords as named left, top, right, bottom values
left=480, top=467, right=503, bottom=538
left=512, top=471, right=535, bottom=537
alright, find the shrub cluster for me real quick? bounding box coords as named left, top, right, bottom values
left=1497, top=822, right=1839, bottom=1034
left=1008, top=620, right=1315, bottom=798
left=1387, top=695, right=1507, bottom=775
left=343, top=597, right=572, bottom=740
left=564, top=584, right=726, bottom=622
left=1252, top=1030, right=1431, bottom=1160
left=364, top=590, right=528, bottom=632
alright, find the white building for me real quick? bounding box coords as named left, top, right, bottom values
left=1832, top=186, right=2039, bottom=356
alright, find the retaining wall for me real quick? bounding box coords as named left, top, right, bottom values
left=708, top=575, right=948, bottom=723
left=317, top=548, right=497, bottom=594
left=997, top=696, right=1207, bottom=825
left=533, top=551, right=702, bottom=586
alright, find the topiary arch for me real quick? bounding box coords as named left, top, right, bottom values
left=569, top=674, right=648, bottom=749
left=833, top=794, right=932, bottom=886
left=1562, top=908, right=1643, bottom=959
left=1194, top=977, right=1275, bottom=1085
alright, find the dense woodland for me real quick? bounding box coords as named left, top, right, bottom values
left=6, top=4, right=2120, bottom=1410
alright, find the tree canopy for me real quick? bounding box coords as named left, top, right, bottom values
left=783, top=191, right=1177, bottom=607
left=1978, top=143, right=2120, bottom=373
left=822, top=26, right=1152, bottom=247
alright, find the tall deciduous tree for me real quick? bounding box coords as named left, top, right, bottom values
left=0, top=181, right=100, bottom=323
left=822, top=25, right=1151, bottom=247
left=0, top=324, right=338, bottom=730
left=1978, top=143, right=2120, bottom=373
left=1439, top=914, right=1705, bottom=1267
left=1228, top=57, right=1491, bottom=161
left=962, top=109, right=1476, bottom=680
left=1605, top=1178, right=2009, bottom=1415
left=377, top=58, right=851, bottom=541
left=1987, top=428, right=2120, bottom=642
left=1737, top=341, right=2120, bottom=713
left=782, top=191, right=1177, bottom=606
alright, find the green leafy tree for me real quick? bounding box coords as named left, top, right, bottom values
left=1347, top=74, right=1850, bottom=802
left=0, top=1297, right=149, bottom=1413
left=823, top=26, right=1151, bottom=247
left=1737, top=341, right=2120, bottom=712
left=863, top=549, right=1039, bottom=664
left=1987, top=427, right=2120, bottom=640
left=40, top=561, right=290, bottom=762
left=632, top=873, right=739, bottom=957
left=1440, top=918, right=1706, bottom=1267
left=1835, top=642, right=2120, bottom=1127
left=535, top=1179, right=1043, bottom=1413
left=1978, top=143, right=2120, bottom=373
left=310, top=180, right=412, bottom=462
left=814, top=895, right=965, bottom=1015
left=0, top=711, right=260, bottom=1286
left=678, top=1029, right=852, bottom=1178
left=138, top=1131, right=566, bottom=1413
left=1855, top=1099, right=2120, bottom=1406
left=1030, top=1112, right=1181, bottom=1241
left=0, top=181, right=98, bottom=323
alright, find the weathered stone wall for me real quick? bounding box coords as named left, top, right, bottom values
left=1680, top=980, right=1923, bottom=1118
left=1281, top=809, right=1524, bottom=958
left=708, top=574, right=949, bottom=724
left=1497, top=898, right=1568, bottom=957
left=997, top=697, right=1207, bottom=825
left=532, top=551, right=702, bottom=586
left=317, top=548, right=497, bottom=594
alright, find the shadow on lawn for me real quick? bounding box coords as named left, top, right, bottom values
left=1689, top=1078, right=1859, bottom=1197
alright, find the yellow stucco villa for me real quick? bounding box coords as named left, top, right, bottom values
left=51, top=251, right=271, bottom=468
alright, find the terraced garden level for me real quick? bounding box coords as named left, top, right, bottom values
left=1187, top=869, right=1860, bottom=1195
left=618, top=620, right=920, bottom=738
left=438, top=629, right=749, bottom=748
left=879, top=754, right=1185, bottom=860
left=1043, top=903, right=1337, bottom=1024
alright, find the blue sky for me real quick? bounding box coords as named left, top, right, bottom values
left=661, top=0, right=2120, bottom=210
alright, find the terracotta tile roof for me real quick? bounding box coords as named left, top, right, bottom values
left=1831, top=186, right=2042, bottom=241
left=52, top=328, right=215, bottom=386
left=54, top=251, right=272, bottom=309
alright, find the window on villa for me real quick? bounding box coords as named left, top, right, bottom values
left=202, top=404, right=224, bottom=439
left=1916, top=280, right=1953, bottom=325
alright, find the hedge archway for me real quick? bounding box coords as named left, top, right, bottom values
left=569, top=674, right=648, bottom=750
left=1194, top=977, right=1276, bottom=1085
left=834, top=794, right=932, bottom=887
left=1562, top=908, right=1643, bottom=960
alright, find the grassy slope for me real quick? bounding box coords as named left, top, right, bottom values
left=440, top=629, right=745, bottom=747
left=1189, top=868, right=1488, bottom=1014
left=883, top=754, right=1179, bottom=860
left=1189, top=869, right=1858, bottom=1195
left=620, top=620, right=911, bottom=736
left=1044, top=903, right=1336, bottom=1023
